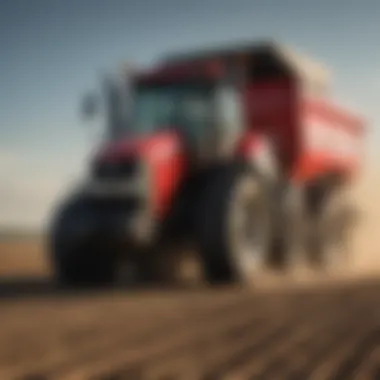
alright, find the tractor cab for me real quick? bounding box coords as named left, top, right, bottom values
left=126, top=59, right=241, bottom=164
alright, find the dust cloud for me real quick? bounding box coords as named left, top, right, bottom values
left=349, top=161, right=380, bottom=274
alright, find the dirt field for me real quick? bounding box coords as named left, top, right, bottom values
left=0, top=167, right=380, bottom=380
left=0, top=240, right=48, bottom=278
left=0, top=241, right=379, bottom=380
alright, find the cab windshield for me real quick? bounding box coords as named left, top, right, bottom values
left=128, top=81, right=214, bottom=138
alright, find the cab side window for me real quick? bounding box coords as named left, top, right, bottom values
left=217, top=86, right=243, bottom=134
left=216, top=86, right=243, bottom=154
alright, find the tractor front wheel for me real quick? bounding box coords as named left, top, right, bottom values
left=52, top=248, right=117, bottom=289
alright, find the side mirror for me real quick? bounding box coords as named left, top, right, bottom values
left=80, top=92, right=101, bottom=121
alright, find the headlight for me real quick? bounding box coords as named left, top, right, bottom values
left=81, top=158, right=147, bottom=198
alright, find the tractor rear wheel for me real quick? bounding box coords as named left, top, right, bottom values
left=196, top=166, right=273, bottom=285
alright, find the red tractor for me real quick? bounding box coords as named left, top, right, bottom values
left=49, top=41, right=366, bottom=287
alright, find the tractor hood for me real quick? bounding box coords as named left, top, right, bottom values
left=87, top=129, right=188, bottom=217
left=93, top=130, right=184, bottom=166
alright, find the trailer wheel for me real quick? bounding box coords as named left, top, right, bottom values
left=307, top=186, right=353, bottom=272
left=197, top=166, right=272, bottom=285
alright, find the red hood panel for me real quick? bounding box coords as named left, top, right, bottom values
left=92, top=130, right=188, bottom=218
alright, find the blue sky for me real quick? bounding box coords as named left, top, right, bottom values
left=0, top=0, right=379, bottom=228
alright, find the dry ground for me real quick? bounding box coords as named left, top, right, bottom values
left=0, top=166, right=380, bottom=380
left=0, top=244, right=380, bottom=380
left=0, top=240, right=48, bottom=278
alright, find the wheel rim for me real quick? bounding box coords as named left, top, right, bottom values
left=229, top=177, right=270, bottom=280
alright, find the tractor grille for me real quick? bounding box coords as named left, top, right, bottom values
left=87, top=196, right=140, bottom=213
left=92, top=158, right=138, bottom=181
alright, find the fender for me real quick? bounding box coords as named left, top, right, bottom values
left=143, top=132, right=188, bottom=218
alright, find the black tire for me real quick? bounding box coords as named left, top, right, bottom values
left=306, top=186, right=352, bottom=272
left=53, top=251, right=116, bottom=288
left=196, top=165, right=273, bottom=285
left=133, top=251, right=162, bottom=285
left=49, top=195, right=118, bottom=288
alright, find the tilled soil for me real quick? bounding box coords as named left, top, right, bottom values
left=0, top=276, right=380, bottom=380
